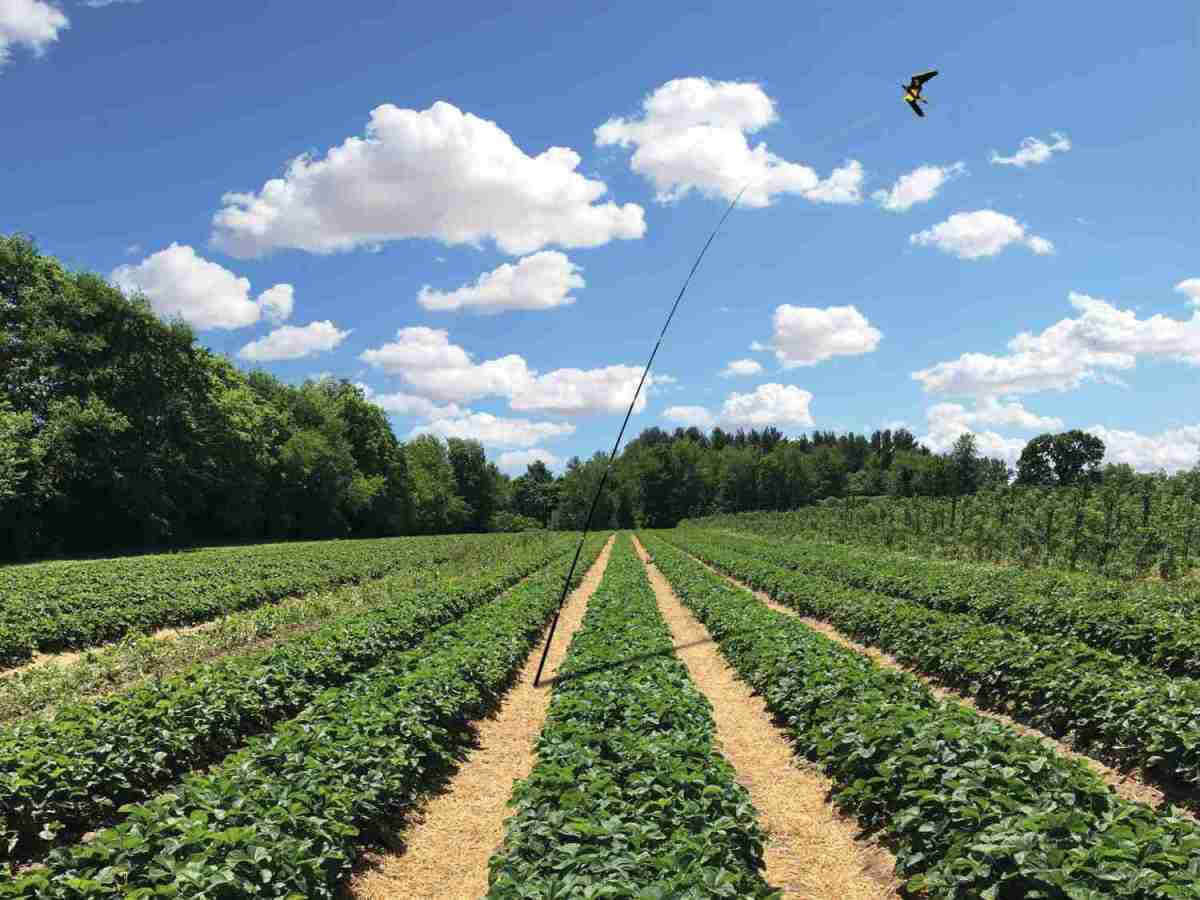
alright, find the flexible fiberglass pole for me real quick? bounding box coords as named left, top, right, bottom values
left=532, top=186, right=745, bottom=687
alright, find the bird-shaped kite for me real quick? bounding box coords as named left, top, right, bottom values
left=902, top=70, right=937, bottom=117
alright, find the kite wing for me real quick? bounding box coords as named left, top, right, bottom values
left=912, top=70, right=938, bottom=86
left=907, top=98, right=925, bottom=117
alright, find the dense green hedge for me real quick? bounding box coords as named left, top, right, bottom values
left=488, top=535, right=775, bottom=898
left=0, top=534, right=572, bottom=864
left=0, top=535, right=608, bottom=898
left=643, top=533, right=1200, bottom=898
left=664, top=529, right=1200, bottom=799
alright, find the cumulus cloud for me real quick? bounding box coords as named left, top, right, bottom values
left=111, top=244, right=295, bottom=330
left=664, top=405, right=716, bottom=428
left=921, top=397, right=1065, bottom=462
left=355, top=383, right=464, bottom=420
left=721, top=383, right=815, bottom=428
left=1176, top=278, right=1200, bottom=306
left=236, top=321, right=350, bottom=362
left=720, top=358, right=765, bottom=378
left=665, top=384, right=816, bottom=431
left=498, top=448, right=560, bottom=473
left=920, top=403, right=1028, bottom=464
left=752, top=304, right=881, bottom=368
left=412, top=411, right=574, bottom=448
left=1087, top=425, right=1200, bottom=473
left=910, top=210, right=1054, bottom=259
left=0, top=0, right=68, bottom=69
left=595, top=77, right=863, bottom=207
left=873, top=162, right=965, bottom=212
left=212, top=100, right=645, bottom=258
left=990, top=132, right=1071, bottom=168
left=913, top=290, right=1200, bottom=398
left=417, top=251, right=583, bottom=314
left=359, top=326, right=668, bottom=415
left=256, top=284, right=294, bottom=324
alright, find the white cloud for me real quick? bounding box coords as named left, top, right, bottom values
left=990, top=132, right=1071, bottom=168
left=212, top=100, right=645, bottom=258
left=921, top=403, right=1027, bottom=464
left=922, top=397, right=1064, bottom=462
left=754, top=304, right=881, bottom=368
left=720, top=358, right=765, bottom=378
left=873, top=162, right=965, bottom=212
left=237, top=321, right=350, bottom=362
left=1087, top=425, right=1200, bottom=473
left=498, top=448, right=560, bottom=473
left=82, top=0, right=142, bottom=7
left=256, top=284, right=294, bottom=324
left=412, top=411, right=574, bottom=448
left=111, top=244, right=295, bottom=330
left=417, top=251, right=583, bottom=314
left=1176, top=278, right=1200, bottom=306
left=913, top=290, right=1200, bottom=398
left=359, top=326, right=667, bottom=415
left=664, top=405, right=716, bottom=428
left=0, top=0, right=68, bottom=69
left=355, top=383, right=464, bottom=420
left=595, top=77, right=863, bottom=208
left=510, top=364, right=661, bottom=416
left=801, top=160, right=865, bottom=205
left=910, top=209, right=1054, bottom=259
left=721, top=383, right=814, bottom=428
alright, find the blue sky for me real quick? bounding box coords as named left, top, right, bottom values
left=2, top=0, right=1197, bottom=473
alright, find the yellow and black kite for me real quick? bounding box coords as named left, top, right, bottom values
left=902, top=70, right=937, bottom=117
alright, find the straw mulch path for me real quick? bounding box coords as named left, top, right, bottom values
left=633, top=537, right=899, bottom=900
left=348, top=534, right=615, bottom=900
left=687, top=547, right=1181, bottom=817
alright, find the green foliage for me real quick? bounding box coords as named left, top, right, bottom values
left=0, top=535, right=608, bottom=898
left=0, top=532, right=564, bottom=665
left=0, top=533, right=571, bottom=864
left=669, top=528, right=1200, bottom=799
left=487, top=536, right=775, bottom=898
left=696, top=471, right=1200, bottom=579
left=1018, top=430, right=1107, bottom=487
left=642, top=533, right=1200, bottom=897
left=698, top=528, right=1200, bottom=675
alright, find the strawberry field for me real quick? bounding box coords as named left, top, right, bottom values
left=2, top=526, right=1199, bottom=898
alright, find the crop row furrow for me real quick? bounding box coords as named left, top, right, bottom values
left=0, top=534, right=572, bottom=864
left=642, top=532, right=1200, bottom=898
left=695, top=526, right=1200, bottom=677
left=663, top=529, right=1200, bottom=799
left=0, top=532, right=553, bottom=665
left=487, top=534, right=775, bottom=898
left=1, top=535, right=609, bottom=899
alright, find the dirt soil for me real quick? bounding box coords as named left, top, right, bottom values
left=633, top=537, right=899, bottom=900
left=348, top=535, right=615, bottom=900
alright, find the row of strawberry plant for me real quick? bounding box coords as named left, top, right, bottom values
left=663, top=530, right=1200, bottom=802
left=0, top=556, right=446, bottom=723
left=689, top=525, right=1200, bottom=677
left=487, top=535, right=775, bottom=898
left=0, top=531, right=553, bottom=665
left=1, top=536, right=610, bottom=898
left=0, top=533, right=574, bottom=864
left=642, top=533, right=1200, bottom=897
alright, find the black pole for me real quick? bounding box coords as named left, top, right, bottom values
left=532, top=187, right=745, bottom=687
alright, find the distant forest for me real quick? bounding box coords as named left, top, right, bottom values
left=2, top=235, right=1185, bottom=561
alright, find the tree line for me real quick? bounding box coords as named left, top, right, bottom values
left=3, top=235, right=1190, bottom=561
